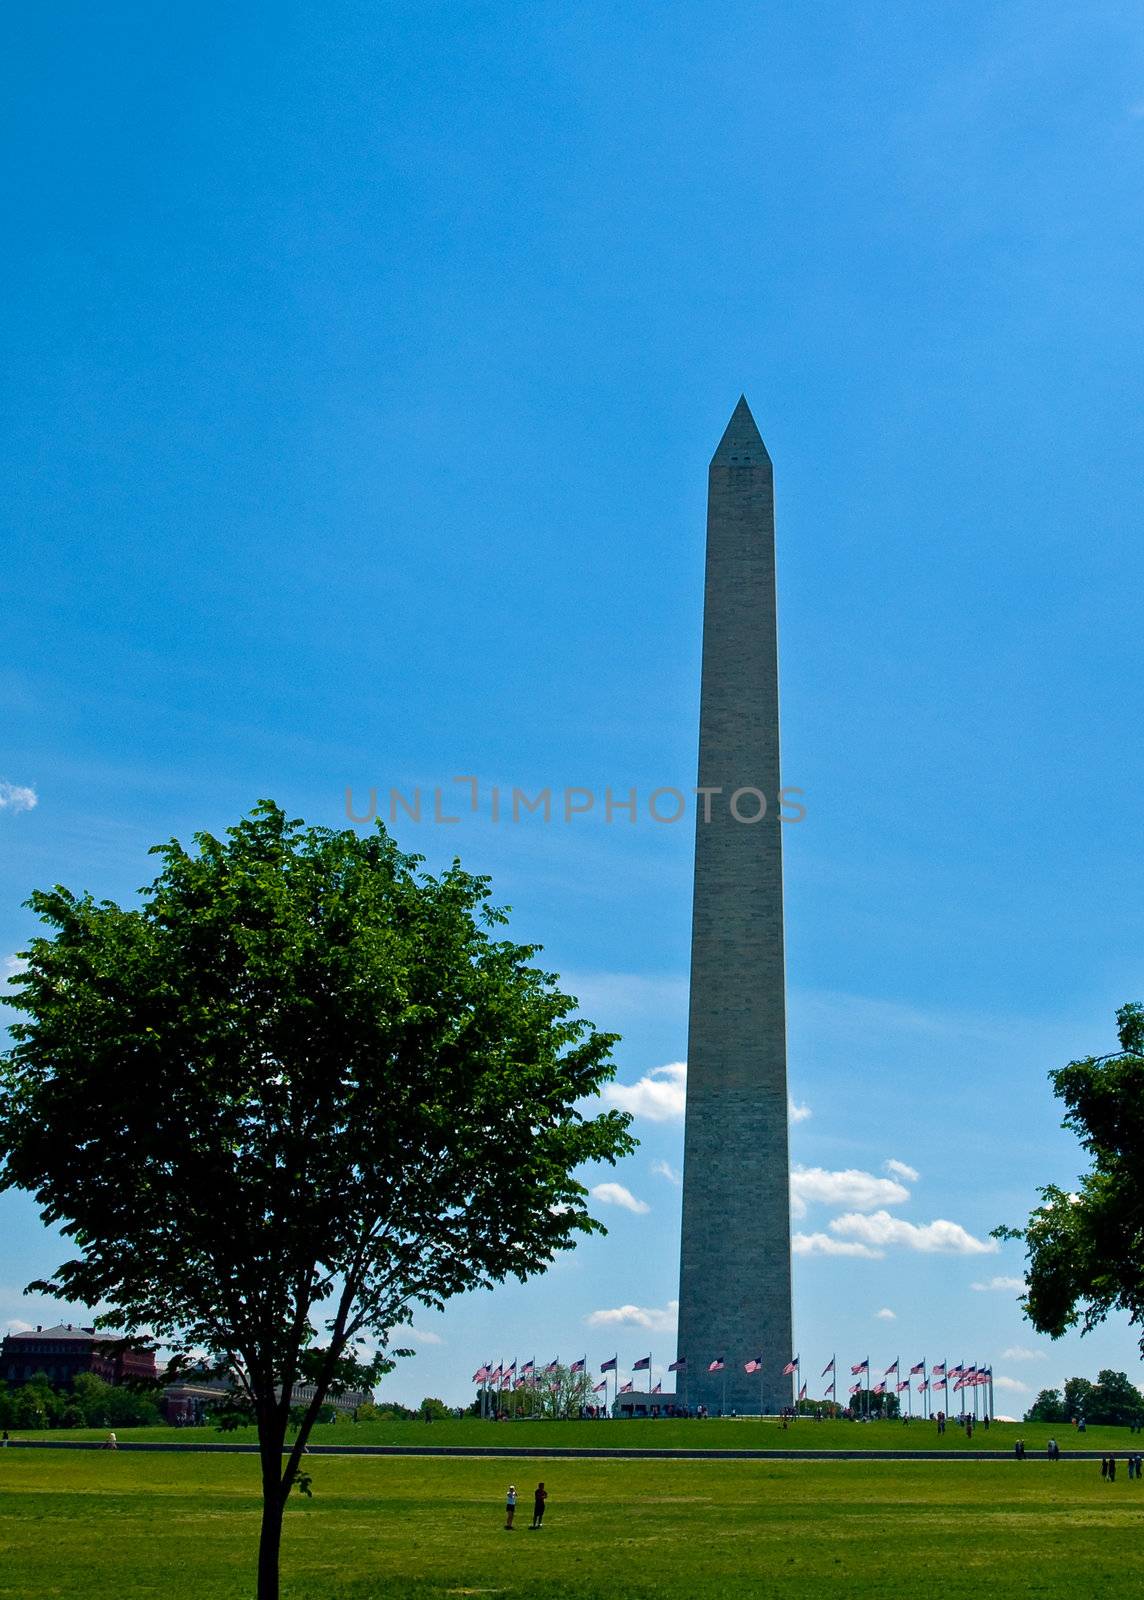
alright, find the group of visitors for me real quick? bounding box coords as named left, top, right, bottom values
left=1101, top=1456, right=1144, bottom=1479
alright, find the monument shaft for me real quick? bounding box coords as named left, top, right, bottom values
left=676, top=398, right=793, bottom=1415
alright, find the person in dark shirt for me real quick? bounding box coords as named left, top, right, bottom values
left=531, top=1482, right=548, bottom=1528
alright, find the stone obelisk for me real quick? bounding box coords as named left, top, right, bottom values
left=675, top=396, right=793, bottom=1416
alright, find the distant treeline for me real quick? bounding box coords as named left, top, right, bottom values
left=1025, top=1371, right=1144, bottom=1426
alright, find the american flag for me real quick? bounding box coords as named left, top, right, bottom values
left=668, top=1357, right=687, bottom=1373
left=488, top=1364, right=502, bottom=1383
left=873, top=1382, right=886, bottom=1395
left=652, top=1381, right=662, bottom=1395
left=505, top=1359, right=517, bottom=1376
left=851, top=1359, right=869, bottom=1374
left=821, top=1358, right=835, bottom=1377
left=884, top=1360, right=898, bottom=1375
left=744, top=1356, right=763, bottom=1374
left=948, top=1364, right=964, bottom=1379
left=931, top=1363, right=946, bottom=1379
left=544, top=1359, right=559, bottom=1375
left=592, top=1379, right=607, bottom=1393
left=909, top=1361, right=925, bottom=1375
left=708, top=1357, right=725, bottom=1373
left=798, top=1382, right=807, bottom=1401
left=570, top=1357, right=586, bottom=1375
left=600, top=1355, right=617, bottom=1373
left=896, top=1380, right=909, bottom=1393
left=520, top=1359, right=535, bottom=1376
left=471, top=1364, right=490, bottom=1384
left=633, top=1355, right=651, bottom=1372
left=783, top=1356, right=799, bottom=1376
left=848, top=1383, right=860, bottom=1395
left=917, top=1379, right=928, bottom=1392
left=826, top=1379, right=836, bottom=1395
left=619, top=1380, right=633, bottom=1394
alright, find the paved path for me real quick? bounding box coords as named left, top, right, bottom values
left=4, top=1440, right=1113, bottom=1462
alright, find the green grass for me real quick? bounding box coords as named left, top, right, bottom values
left=1, top=1446, right=1142, bottom=1599
left=29, top=1415, right=1134, bottom=1453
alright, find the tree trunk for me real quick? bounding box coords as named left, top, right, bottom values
left=257, top=1490, right=285, bottom=1600
left=257, top=1420, right=288, bottom=1600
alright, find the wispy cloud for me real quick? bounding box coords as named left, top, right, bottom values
left=585, top=1300, right=678, bottom=1332
left=651, top=1159, right=681, bottom=1186
left=790, top=1166, right=910, bottom=1220
left=589, top=1181, right=650, bottom=1215
left=409, top=1326, right=445, bottom=1347
left=971, top=1275, right=1026, bottom=1292
left=875, top=1307, right=896, bottom=1321
left=1001, top=1345, right=1046, bottom=1362
left=829, top=1211, right=997, bottom=1255
left=0, top=781, right=37, bottom=814
left=3, top=955, right=28, bottom=985
left=792, top=1232, right=882, bottom=1259
left=789, top=1098, right=812, bottom=1124
left=884, top=1159, right=919, bottom=1183
left=602, top=1062, right=686, bottom=1122
left=993, top=1375, right=1030, bottom=1394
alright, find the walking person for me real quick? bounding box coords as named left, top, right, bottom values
left=1109, top=1457, right=1117, bottom=1482
left=1101, top=1457, right=1109, bottom=1479
left=504, top=1485, right=517, bottom=1529
left=531, top=1481, right=548, bottom=1528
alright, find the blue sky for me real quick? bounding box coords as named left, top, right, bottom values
left=2, top=1, right=1143, bottom=1411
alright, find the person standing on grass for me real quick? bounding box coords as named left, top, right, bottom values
left=505, top=1485, right=517, bottom=1529
left=105, top=1432, right=117, bottom=1451
left=1109, top=1457, right=1117, bottom=1482
left=1101, top=1457, right=1109, bottom=1479
left=531, top=1481, right=548, bottom=1528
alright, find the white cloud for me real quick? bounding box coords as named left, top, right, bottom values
left=792, top=1231, right=883, bottom=1260
left=409, top=1326, right=445, bottom=1346
left=585, top=1300, right=678, bottom=1332
left=602, top=1062, right=686, bottom=1122
left=884, top=1159, right=919, bottom=1183
left=651, top=1159, right=681, bottom=1186
left=4, top=1319, right=33, bottom=1335
left=789, top=1098, right=812, bottom=1124
left=829, top=1210, right=998, bottom=1255
left=4, top=956, right=27, bottom=984
left=790, top=1166, right=910, bottom=1220
left=1001, top=1345, right=1046, bottom=1362
left=971, top=1275, right=1026, bottom=1292
left=875, top=1307, right=896, bottom=1321
left=993, top=1375, right=1031, bottom=1394
left=0, top=781, right=37, bottom=814
left=589, top=1182, right=650, bottom=1215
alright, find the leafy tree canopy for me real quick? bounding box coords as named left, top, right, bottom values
left=996, top=1004, right=1144, bottom=1354
left=0, top=802, right=634, bottom=1597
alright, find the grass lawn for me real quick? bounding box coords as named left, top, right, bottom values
left=30, top=1415, right=1138, bottom=1453
left=1, top=1447, right=1141, bottom=1599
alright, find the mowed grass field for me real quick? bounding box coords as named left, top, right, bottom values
left=1, top=1446, right=1141, bottom=1599
left=32, top=1415, right=1138, bottom=1452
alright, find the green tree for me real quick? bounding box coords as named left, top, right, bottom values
left=509, top=1363, right=596, bottom=1420
left=1025, top=1387, right=1067, bottom=1423
left=1088, top=1370, right=1144, bottom=1427
left=0, top=803, right=634, bottom=1600
left=1062, top=1376, right=1096, bottom=1421
left=996, top=1004, right=1144, bottom=1356
left=418, top=1395, right=450, bottom=1421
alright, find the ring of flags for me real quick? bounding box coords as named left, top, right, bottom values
left=468, top=1354, right=994, bottom=1417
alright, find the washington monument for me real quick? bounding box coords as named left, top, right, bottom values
left=675, top=396, right=794, bottom=1415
